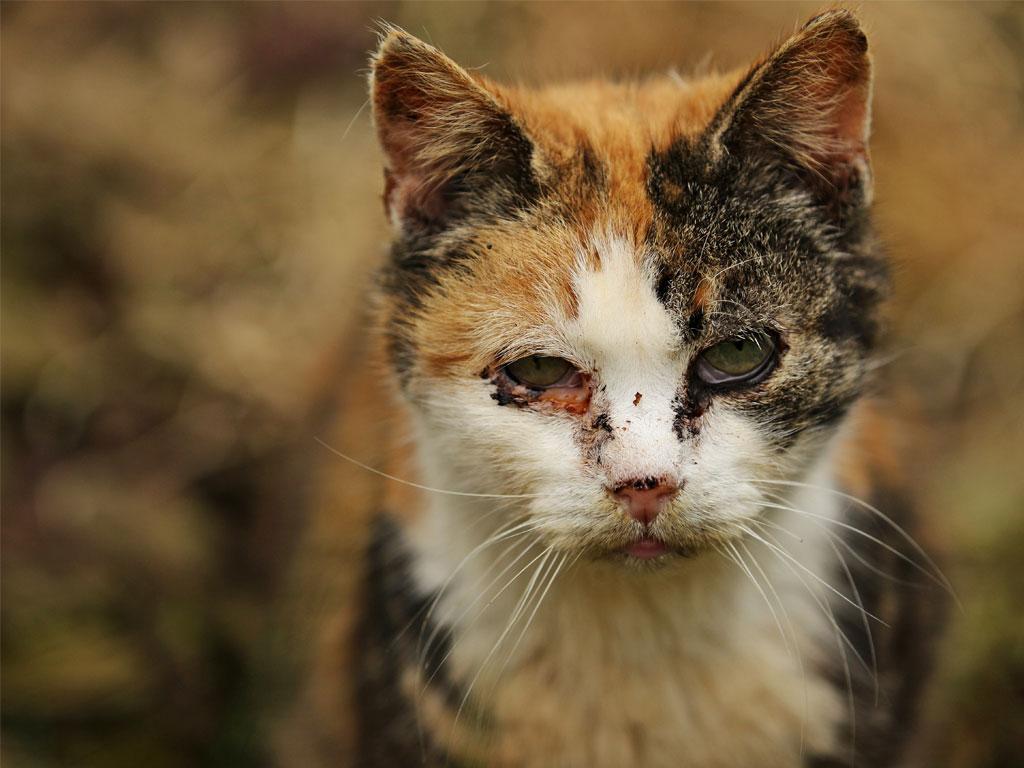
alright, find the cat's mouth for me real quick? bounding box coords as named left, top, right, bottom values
left=615, top=535, right=700, bottom=561
left=586, top=522, right=724, bottom=564
left=622, top=536, right=672, bottom=559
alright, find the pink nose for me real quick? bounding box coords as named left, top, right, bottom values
left=611, top=477, right=679, bottom=525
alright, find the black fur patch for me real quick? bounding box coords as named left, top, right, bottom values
left=805, top=483, right=947, bottom=767
left=577, top=141, right=607, bottom=191
left=654, top=264, right=677, bottom=305
left=646, top=130, right=888, bottom=450
left=817, top=255, right=889, bottom=347
left=686, top=306, right=706, bottom=338
left=354, top=514, right=468, bottom=767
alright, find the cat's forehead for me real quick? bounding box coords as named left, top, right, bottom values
left=509, top=75, right=742, bottom=168
left=501, top=74, right=742, bottom=218
left=491, top=73, right=791, bottom=311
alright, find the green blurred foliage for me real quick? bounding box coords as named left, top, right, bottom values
left=2, top=2, right=1023, bottom=766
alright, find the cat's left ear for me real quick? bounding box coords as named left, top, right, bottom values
left=708, top=10, right=873, bottom=211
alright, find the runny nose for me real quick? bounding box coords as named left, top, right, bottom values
left=611, top=477, right=679, bottom=526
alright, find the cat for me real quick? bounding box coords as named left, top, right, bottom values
left=349, top=10, right=946, bottom=767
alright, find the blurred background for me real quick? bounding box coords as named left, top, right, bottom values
left=2, top=2, right=1022, bottom=766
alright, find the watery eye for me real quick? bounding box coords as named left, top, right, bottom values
left=503, top=356, right=579, bottom=389
left=697, top=334, right=776, bottom=385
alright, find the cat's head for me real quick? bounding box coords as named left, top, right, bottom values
left=369, top=10, right=887, bottom=563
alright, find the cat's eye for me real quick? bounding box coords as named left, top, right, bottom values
left=503, top=356, right=580, bottom=389
left=696, top=334, right=776, bottom=385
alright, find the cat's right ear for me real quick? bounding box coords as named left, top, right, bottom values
left=369, top=27, right=537, bottom=231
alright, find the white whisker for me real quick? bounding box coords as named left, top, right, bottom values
left=721, top=541, right=791, bottom=657
left=450, top=546, right=557, bottom=746
left=826, top=532, right=879, bottom=706
left=742, top=518, right=888, bottom=626
left=736, top=533, right=808, bottom=760
left=417, top=518, right=539, bottom=644
left=739, top=524, right=878, bottom=678
left=741, top=523, right=858, bottom=763
left=315, top=437, right=544, bottom=499
left=756, top=495, right=953, bottom=601
left=490, top=550, right=574, bottom=703
left=750, top=478, right=960, bottom=607
left=419, top=528, right=540, bottom=663
left=419, top=536, right=544, bottom=693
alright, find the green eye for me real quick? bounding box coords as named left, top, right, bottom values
left=503, top=356, right=579, bottom=389
left=697, top=334, right=775, bottom=385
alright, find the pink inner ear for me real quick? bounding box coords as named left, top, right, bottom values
left=384, top=169, right=449, bottom=225
left=832, top=87, right=869, bottom=161
left=371, top=31, right=540, bottom=229
left=802, top=29, right=871, bottom=169
left=790, top=77, right=869, bottom=175
left=371, top=33, right=497, bottom=224
left=376, top=99, right=456, bottom=225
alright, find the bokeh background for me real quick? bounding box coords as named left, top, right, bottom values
left=3, top=2, right=1023, bottom=766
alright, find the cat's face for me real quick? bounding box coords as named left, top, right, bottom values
left=371, top=11, right=887, bottom=563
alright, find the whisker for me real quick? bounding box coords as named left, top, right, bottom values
left=419, top=535, right=544, bottom=693
left=751, top=515, right=805, bottom=544
left=739, top=524, right=879, bottom=678
left=825, top=524, right=921, bottom=587
left=736, top=532, right=808, bottom=761
left=419, top=528, right=540, bottom=671
left=741, top=523, right=858, bottom=763
left=759, top=492, right=921, bottom=588
left=825, top=533, right=880, bottom=707
left=750, top=478, right=960, bottom=607
left=708, top=255, right=760, bottom=284
left=501, top=552, right=567, bottom=669
left=340, top=96, right=371, bottom=142
left=721, top=541, right=792, bottom=658
left=450, top=546, right=557, bottom=747
left=315, top=436, right=544, bottom=499
left=757, top=496, right=952, bottom=601
left=416, top=518, right=539, bottom=642
left=756, top=506, right=903, bottom=709
left=742, top=519, right=889, bottom=626
left=397, top=515, right=535, bottom=651
left=466, top=549, right=565, bottom=744
left=490, top=550, right=573, bottom=701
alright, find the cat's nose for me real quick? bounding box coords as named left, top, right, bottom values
left=610, top=477, right=679, bottom=525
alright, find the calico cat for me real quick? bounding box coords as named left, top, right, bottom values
left=350, top=10, right=945, bottom=767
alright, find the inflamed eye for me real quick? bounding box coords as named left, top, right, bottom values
left=696, top=333, right=776, bottom=386
left=503, top=355, right=580, bottom=389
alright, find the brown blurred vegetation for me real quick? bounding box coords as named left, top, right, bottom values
left=2, top=3, right=1023, bottom=767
